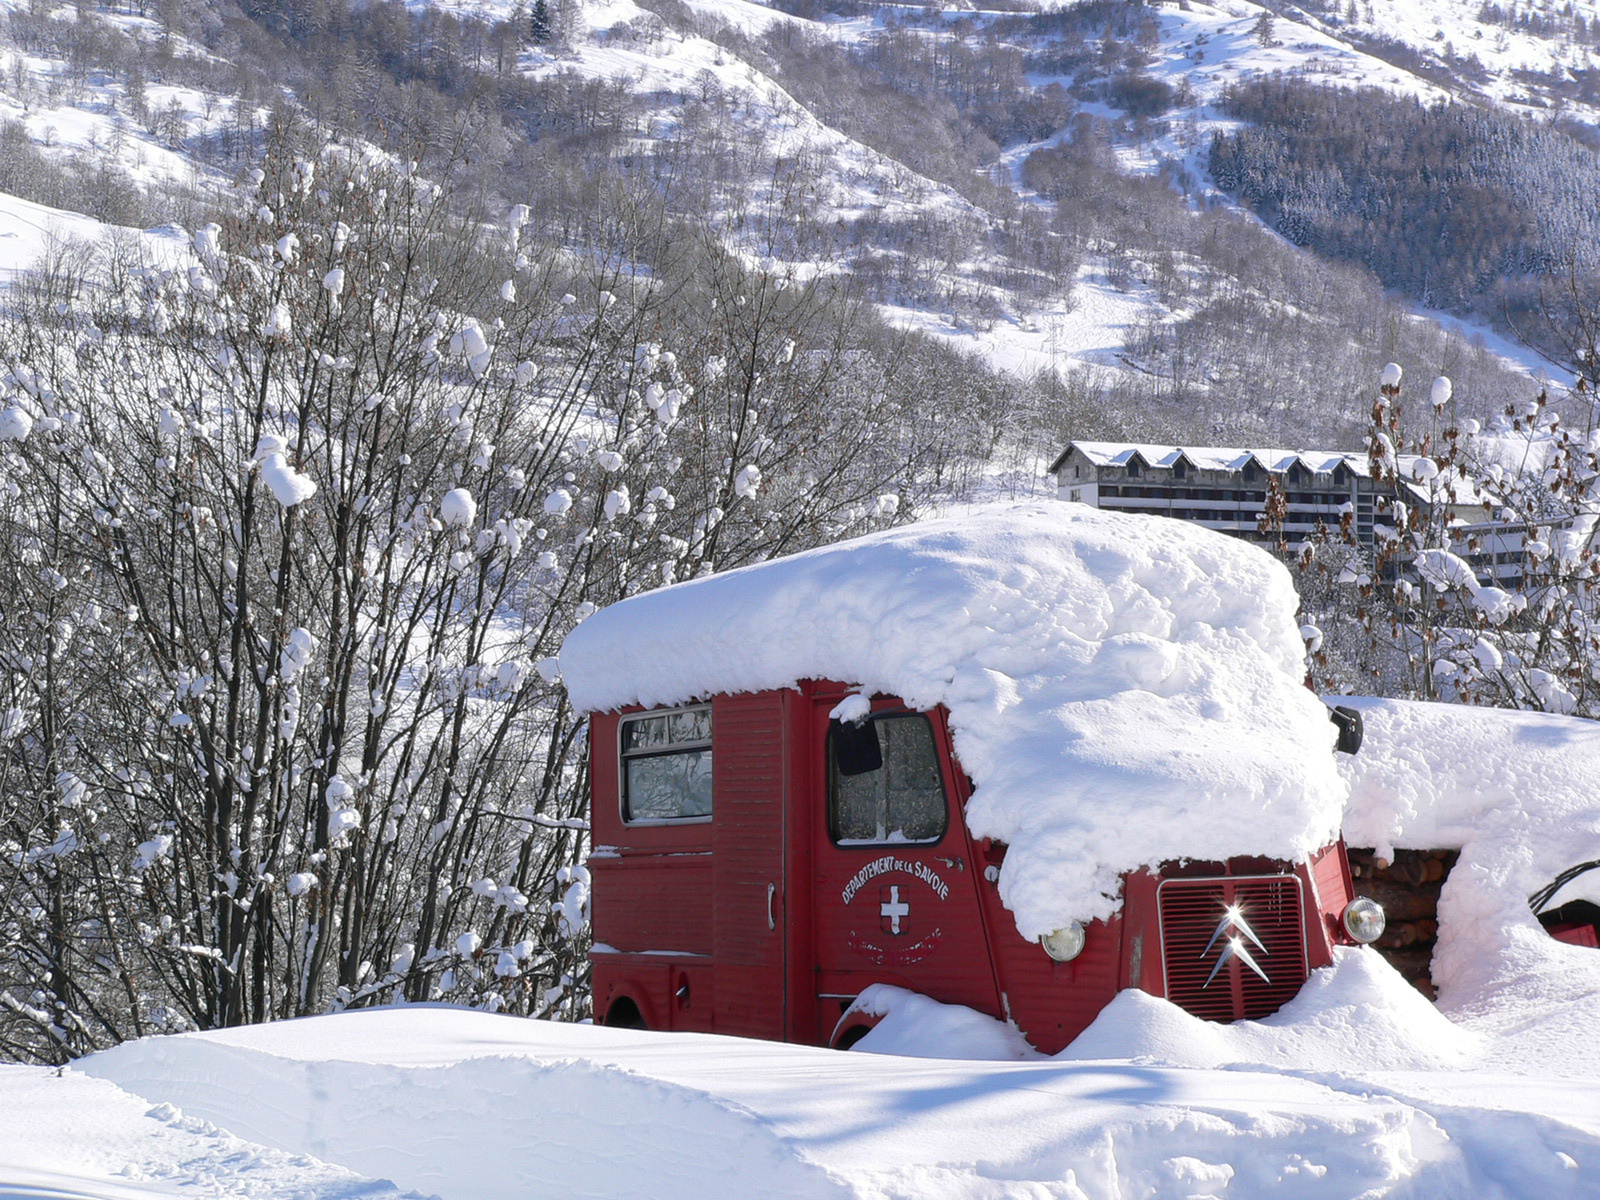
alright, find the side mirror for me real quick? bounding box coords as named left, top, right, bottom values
left=830, top=717, right=882, bottom=777
left=1329, top=705, right=1363, bottom=755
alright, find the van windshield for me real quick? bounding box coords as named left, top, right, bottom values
left=829, top=714, right=947, bottom=845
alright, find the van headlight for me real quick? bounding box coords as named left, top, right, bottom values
left=1040, top=921, right=1086, bottom=962
left=1342, top=896, right=1387, bottom=944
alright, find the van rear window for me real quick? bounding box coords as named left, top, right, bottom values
left=829, top=714, right=947, bottom=844
left=620, top=706, right=712, bottom=822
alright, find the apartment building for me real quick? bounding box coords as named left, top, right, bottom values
left=1049, top=441, right=1529, bottom=584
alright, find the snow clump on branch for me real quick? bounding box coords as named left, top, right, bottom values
left=326, top=776, right=360, bottom=842
left=279, top=628, right=317, bottom=682
left=439, top=488, right=476, bottom=528
left=258, top=453, right=317, bottom=507
left=449, top=321, right=493, bottom=378
left=262, top=303, right=292, bottom=341
left=0, top=406, right=33, bottom=441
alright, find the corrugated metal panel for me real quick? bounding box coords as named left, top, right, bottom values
left=589, top=854, right=713, bottom=955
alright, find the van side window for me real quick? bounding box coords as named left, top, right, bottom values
left=829, top=714, right=948, bottom=844
left=620, top=706, right=712, bottom=822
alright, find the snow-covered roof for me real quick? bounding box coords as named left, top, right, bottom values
left=1333, top=695, right=1600, bottom=1016
left=1061, top=441, right=1368, bottom=477
left=1057, top=441, right=1501, bottom=513
left=560, top=502, right=1347, bottom=936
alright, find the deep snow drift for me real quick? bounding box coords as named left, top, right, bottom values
left=50, top=1003, right=1598, bottom=1200
left=1333, top=696, right=1600, bottom=1076
left=560, top=501, right=1346, bottom=936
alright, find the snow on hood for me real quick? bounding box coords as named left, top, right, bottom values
left=560, top=502, right=1346, bottom=936
left=1061, top=948, right=1484, bottom=1073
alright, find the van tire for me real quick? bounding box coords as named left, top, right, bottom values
left=833, top=1024, right=871, bottom=1050
left=603, top=997, right=647, bottom=1029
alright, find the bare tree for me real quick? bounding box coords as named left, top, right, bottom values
left=1293, top=363, right=1600, bottom=715
left=0, top=135, right=981, bottom=1061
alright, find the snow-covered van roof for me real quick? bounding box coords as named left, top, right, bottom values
left=559, top=503, right=1347, bottom=937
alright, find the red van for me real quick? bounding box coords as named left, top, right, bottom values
left=564, top=503, right=1382, bottom=1053
left=584, top=680, right=1378, bottom=1054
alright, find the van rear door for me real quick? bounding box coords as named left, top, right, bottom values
left=710, top=691, right=794, bottom=1039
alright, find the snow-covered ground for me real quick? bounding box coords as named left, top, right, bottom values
left=0, top=995, right=1589, bottom=1199
left=0, top=191, right=188, bottom=286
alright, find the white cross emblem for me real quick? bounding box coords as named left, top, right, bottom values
left=881, top=885, right=909, bottom=935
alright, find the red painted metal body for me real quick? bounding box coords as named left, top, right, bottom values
left=588, top=682, right=1358, bottom=1053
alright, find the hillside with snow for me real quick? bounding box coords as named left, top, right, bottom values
left=0, top=0, right=1591, bottom=456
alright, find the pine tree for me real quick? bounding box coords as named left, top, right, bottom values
left=530, top=0, right=552, bottom=45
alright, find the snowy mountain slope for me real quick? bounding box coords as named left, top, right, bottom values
left=490, top=0, right=1569, bottom=423
left=1280, top=0, right=1600, bottom=123
left=1021, top=0, right=1600, bottom=189
left=0, top=0, right=1569, bottom=460
left=1055, top=0, right=1452, bottom=188
left=0, top=1, right=237, bottom=199
left=514, top=0, right=977, bottom=227
left=426, top=0, right=798, bottom=36
left=0, top=191, right=184, bottom=284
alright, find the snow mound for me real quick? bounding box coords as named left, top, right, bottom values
left=1333, top=696, right=1600, bottom=1074
left=0, top=1063, right=409, bottom=1200
left=560, top=502, right=1346, bottom=935
left=78, top=1007, right=1600, bottom=1200
left=1061, top=950, right=1481, bottom=1073
left=84, top=1026, right=845, bottom=1200
left=846, top=984, right=1042, bottom=1061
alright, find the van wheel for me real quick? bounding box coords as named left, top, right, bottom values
left=833, top=1024, right=871, bottom=1051
left=603, top=997, right=647, bottom=1029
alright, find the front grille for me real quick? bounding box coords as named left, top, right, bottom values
left=1158, top=875, right=1308, bottom=1021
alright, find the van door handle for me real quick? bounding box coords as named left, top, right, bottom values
left=767, top=882, right=777, bottom=930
